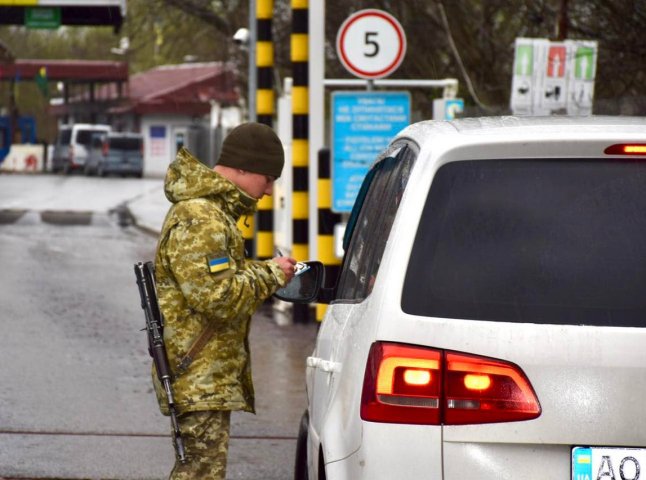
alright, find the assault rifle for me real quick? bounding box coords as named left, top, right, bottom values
left=134, top=261, right=187, bottom=464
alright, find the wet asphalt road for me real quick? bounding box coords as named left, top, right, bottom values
left=0, top=175, right=318, bottom=479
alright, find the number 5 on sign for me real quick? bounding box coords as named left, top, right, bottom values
left=336, top=9, right=407, bottom=79
left=364, top=32, right=379, bottom=57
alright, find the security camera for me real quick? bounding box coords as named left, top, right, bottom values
left=233, top=28, right=250, bottom=46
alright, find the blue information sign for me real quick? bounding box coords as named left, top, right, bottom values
left=331, top=91, right=411, bottom=212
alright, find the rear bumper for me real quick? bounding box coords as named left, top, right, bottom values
left=323, top=420, right=578, bottom=480
left=103, top=161, right=142, bottom=174
left=324, top=422, right=441, bottom=479
left=443, top=441, right=569, bottom=479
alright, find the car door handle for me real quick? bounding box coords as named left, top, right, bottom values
left=307, top=356, right=341, bottom=373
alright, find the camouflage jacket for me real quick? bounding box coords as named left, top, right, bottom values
left=153, top=148, right=287, bottom=414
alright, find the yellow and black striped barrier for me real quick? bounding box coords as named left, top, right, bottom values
left=254, top=0, right=275, bottom=260
left=292, top=0, right=311, bottom=322
left=256, top=0, right=274, bottom=127
left=291, top=0, right=309, bottom=263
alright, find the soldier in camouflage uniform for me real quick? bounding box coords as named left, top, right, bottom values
left=153, top=123, right=296, bottom=479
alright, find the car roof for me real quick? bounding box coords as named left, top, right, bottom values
left=72, top=123, right=111, bottom=129
left=396, top=115, right=646, bottom=148
left=105, top=132, right=142, bottom=138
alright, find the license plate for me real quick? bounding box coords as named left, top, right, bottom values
left=572, top=446, right=645, bottom=480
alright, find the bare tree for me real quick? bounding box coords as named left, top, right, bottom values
left=2, top=0, right=646, bottom=119
left=161, top=0, right=240, bottom=35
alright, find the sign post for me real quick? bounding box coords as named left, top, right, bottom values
left=433, top=98, right=464, bottom=120
left=331, top=9, right=409, bottom=213
left=510, top=37, right=598, bottom=116
left=331, top=91, right=410, bottom=212
left=510, top=38, right=537, bottom=115
left=567, top=41, right=598, bottom=115
left=25, top=7, right=61, bottom=29
left=336, top=9, right=407, bottom=80
left=538, top=42, right=568, bottom=113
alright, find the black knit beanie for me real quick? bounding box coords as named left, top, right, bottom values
left=217, top=122, right=285, bottom=178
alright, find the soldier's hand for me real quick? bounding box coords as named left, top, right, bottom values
left=272, top=255, right=297, bottom=282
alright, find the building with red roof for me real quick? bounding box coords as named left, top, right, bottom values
left=111, top=62, right=238, bottom=116
left=47, top=61, right=242, bottom=176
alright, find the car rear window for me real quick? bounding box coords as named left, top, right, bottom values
left=59, top=130, right=71, bottom=144
left=402, top=159, right=646, bottom=327
left=77, top=129, right=102, bottom=146
left=109, top=137, right=142, bottom=151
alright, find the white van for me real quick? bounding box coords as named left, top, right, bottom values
left=51, top=123, right=111, bottom=174
left=277, top=116, right=646, bottom=480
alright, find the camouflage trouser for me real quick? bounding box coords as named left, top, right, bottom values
left=170, top=410, right=231, bottom=480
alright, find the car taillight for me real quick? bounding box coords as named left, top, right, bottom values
left=362, top=343, right=442, bottom=424
left=102, top=142, right=109, bottom=156
left=361, top=342, right=541, bottom=425
left=444, top=352, right=541, bottom=424
left=604, top=144, right=646, bottom=155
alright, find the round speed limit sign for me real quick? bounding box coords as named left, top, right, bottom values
left=336, top=9, right=407, bottom=79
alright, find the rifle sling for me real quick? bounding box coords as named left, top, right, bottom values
left=175, top=322, right=216, bottom=375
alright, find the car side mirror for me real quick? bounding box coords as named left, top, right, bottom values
left=273, top=261, right=325, bottom=304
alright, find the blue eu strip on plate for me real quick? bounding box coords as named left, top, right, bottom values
left=572, top=447, right=592, bottom=480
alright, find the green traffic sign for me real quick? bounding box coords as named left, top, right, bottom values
left=575, top=47, right=595, bottom=80
left=25, top=7, right=61, bottom=29
left=515, top=45, right=533, bottom=76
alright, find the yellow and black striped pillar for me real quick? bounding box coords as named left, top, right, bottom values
left=292, top=0, right=310, bottom=322
left=256, top=0, right=274, bottom=126
left=254, top=0, right=275, bottom=260
left=317, top=148, right=342, bottom=321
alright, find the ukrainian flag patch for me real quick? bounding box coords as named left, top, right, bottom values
left=207, top=254, right=230, bottom=274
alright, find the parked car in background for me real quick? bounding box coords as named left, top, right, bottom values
left=51, top=123, right=111, bottom=174
left=276, top=116, right=646, bottom=480
left=84, top=132, right=144, bottom=178
left=51, top=125, right=71, bottom=173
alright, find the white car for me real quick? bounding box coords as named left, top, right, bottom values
left=277, top=116, right=646, bottom=480
left=52, top=123, right=111, bottom=174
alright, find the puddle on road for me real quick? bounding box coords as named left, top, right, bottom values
left=109, top=203, right=135, bottom=227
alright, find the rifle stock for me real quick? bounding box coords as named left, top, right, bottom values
left=134, top=261, right=187, bottom=464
